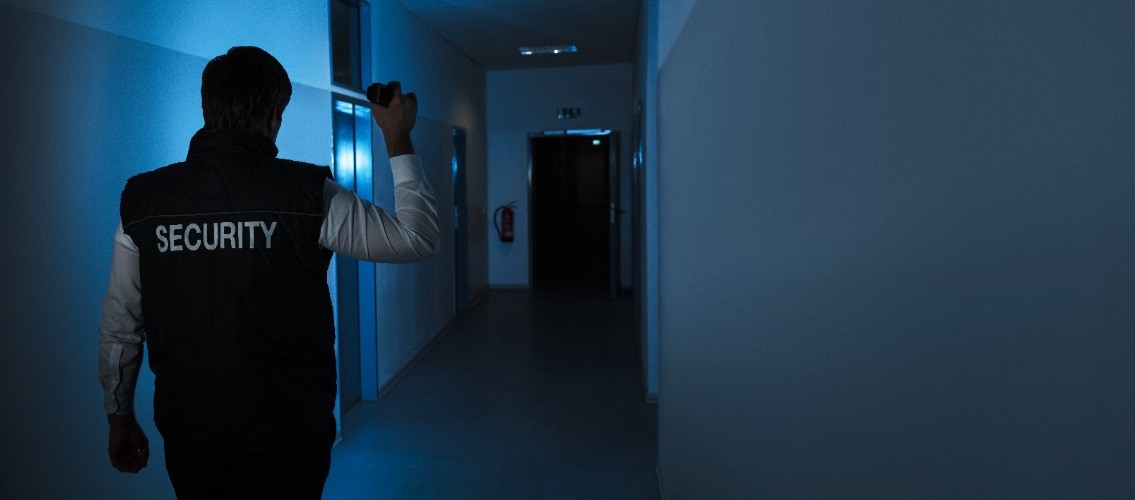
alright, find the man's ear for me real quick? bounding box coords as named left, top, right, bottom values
left=265, top=104, right=285, bottom=141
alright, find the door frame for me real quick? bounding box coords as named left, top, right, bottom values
left=330, top=94, right=377, bottom=437
left=452, top=126, right=470, bottom=311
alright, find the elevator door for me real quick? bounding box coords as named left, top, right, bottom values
left=331, top=98, right=374, bottom=433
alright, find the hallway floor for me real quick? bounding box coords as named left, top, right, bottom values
left=323, top=288, right=659, bottom=499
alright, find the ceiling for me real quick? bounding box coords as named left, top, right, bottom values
left=396, top=0, right=642, bottom=71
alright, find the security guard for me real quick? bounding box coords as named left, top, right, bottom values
left=98, top=46, right=438, bottom=498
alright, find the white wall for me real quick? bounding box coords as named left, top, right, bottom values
left=372, top=0, right=491, bottom=312
left=0, top=1, right=486, bottom=497
left=1, top=8, right=200, bottom=498
left=486, top=64, right=635, bottom=287
left=3, top=0, right=331, bottom=90
left=366, top=0, right=489, bottom=391
left=655, top=0, right=1135, bottom=497
left=657, top=0, right=696, bottom=66
left=634, top=0, right=661, bottom=401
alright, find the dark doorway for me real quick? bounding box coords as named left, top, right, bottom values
left=530, top=134, right=616, bottom=292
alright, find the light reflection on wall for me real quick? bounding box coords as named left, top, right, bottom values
left=333, top=100, right=358, bottom=190
left=331, top=99, right=378, bottom=404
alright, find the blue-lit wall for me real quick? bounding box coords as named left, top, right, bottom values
left=654, top=0, right=1135, bottom=497
left=0, top=7, right=201, bottom=498
left=634, top=0, right=662, bottom=402
left=0, top=1, right=486, bottom=497
left=367, top=0, right=488, bottom=391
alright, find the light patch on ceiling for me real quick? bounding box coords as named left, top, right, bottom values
left=518, top=45, right=579, bottom=56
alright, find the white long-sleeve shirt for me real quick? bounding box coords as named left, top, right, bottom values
left=98, top=154, right=438, bottom=415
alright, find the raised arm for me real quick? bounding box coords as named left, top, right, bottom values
left=372, top=81, right=417, bottom=157
left=318, top=81, right=439, bottom=262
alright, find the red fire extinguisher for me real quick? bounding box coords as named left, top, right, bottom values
left=493, top=202, right=516, bottom=242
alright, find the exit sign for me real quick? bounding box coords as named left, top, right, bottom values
left=557, top=107, right=582, bottom=120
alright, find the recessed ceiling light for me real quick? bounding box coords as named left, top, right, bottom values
left=519, top=45, right=578, bottom=56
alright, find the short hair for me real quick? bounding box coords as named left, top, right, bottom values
left=201, top=46, right=292, bottom=134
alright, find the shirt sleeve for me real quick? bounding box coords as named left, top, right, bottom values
left=319, top=154, right=440, bottom=262
left=98, top=222, right=145, bottom=415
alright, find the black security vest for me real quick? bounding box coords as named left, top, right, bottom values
left=120, top=129, right=335, bottom=455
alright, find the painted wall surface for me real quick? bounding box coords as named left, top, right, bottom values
left=0, top=0, right=487, bottom=497
left=2, top=8, right=189, bottom=499
left=657, top=0, right=696, bottom=66
left=366, top=0, right=489, bottom=390
left=634, top=0, right=661, bottom=400
left=656, top=0, right=1135, bottom=497
left=486, top=64, right=635, bottom=287
left=372, top=116, right=458, bottom=389
left=3, top=0, right=331, bottom=89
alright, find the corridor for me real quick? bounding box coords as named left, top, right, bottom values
left=323, top=289, right=659, bottom=499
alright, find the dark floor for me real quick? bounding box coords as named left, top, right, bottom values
left=323, top=288, right=659, bottom=499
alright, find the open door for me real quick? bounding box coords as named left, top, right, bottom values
left=529, top=131, right=619, bottom=297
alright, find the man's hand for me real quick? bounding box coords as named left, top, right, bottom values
left=369, top=81, right=417, bottom=157
left=108, top=413, right=149, bottom=473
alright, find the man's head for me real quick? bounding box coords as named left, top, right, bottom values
left=201, top=46, right=291, bottom=140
